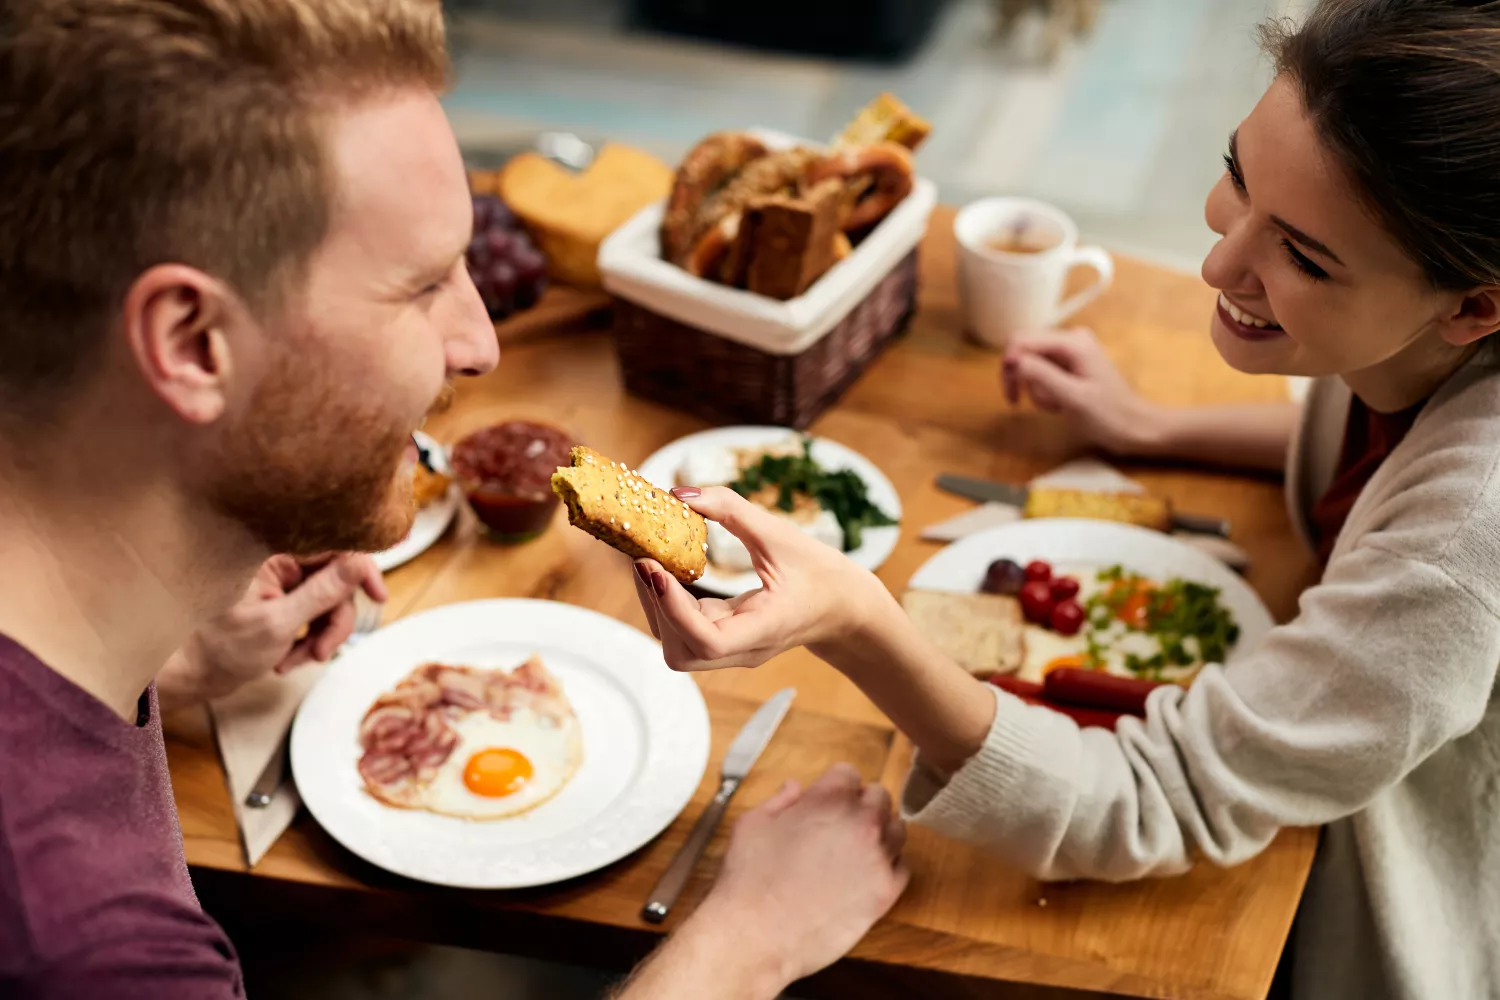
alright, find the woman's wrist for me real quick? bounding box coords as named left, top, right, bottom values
left=1112, top=397, right=1177, bottom=458
left=809, top=567, right=901, bottom=664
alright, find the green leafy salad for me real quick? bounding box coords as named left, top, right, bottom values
left=730, top=438, right=898, bottom=551
left=1082, top=565, right=1241, bottom=680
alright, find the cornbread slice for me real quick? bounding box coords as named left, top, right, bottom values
left=834, top=92, right=932, bottom=152
left=900, top=590, right=1025, bottom=676
left=551, top=447, right=708, bottom=584
left=1023, top=487, right=1172, bottom=532
left=499, top=144, right=674, bottom=287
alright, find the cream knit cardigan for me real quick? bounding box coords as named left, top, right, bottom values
left=904, top=345, right=1500, bottom=1000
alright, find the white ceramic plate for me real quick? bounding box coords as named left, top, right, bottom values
left=908, top=519, right=1275, bottom=662
left=374, top=430, right=460, bottom=573
left=290, top=599, right=710, bottom=889
left=636, top=426, right=903, bottom=597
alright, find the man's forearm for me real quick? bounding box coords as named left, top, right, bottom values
left=611, top=907, right=790, bottom=1000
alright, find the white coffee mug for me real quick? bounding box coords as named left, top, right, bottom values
left=955, top=197, right=1114, bottom=349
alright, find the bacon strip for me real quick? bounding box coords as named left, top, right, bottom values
left=355, top=658, right=570, bottom=795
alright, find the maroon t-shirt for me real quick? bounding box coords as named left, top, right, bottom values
left=0, top=635, right=244, bottom=998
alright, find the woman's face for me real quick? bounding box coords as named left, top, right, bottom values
left=1201, top=75, right=1455, bottom=379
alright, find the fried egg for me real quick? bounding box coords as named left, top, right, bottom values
left=420, top=706, right=583, bottom=821
left=1016, top=568, right=1199, bottom=685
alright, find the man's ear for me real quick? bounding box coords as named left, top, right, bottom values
left=120, top=264, right=237, bottom=424
left=1439, top=286, right=1500, bottom=348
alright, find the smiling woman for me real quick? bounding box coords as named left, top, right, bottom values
left=628, top=4, right=1500, bottom=1000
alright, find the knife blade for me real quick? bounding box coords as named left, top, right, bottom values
left=936, top=474, right=1232, bottom=539
left=642, top=687, right=795, bottom=924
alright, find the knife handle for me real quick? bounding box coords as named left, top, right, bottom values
left=643, top=776, right=740, bottom=924
left=1171, top=512, right=1232, bottom=539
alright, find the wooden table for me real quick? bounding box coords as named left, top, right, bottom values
left=165, top=207, right=1321, bottom=1000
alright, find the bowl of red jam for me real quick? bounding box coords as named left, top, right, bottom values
left=450, top=421, right=576, bottom=542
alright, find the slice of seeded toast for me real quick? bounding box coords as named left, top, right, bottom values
left=551, top=447, right=708, bottom=584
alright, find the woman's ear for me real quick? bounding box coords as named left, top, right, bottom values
left=1439, top=286, right=1500, bottom=347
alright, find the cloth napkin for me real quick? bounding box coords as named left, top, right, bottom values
left=921, top=458, right=1252, bottom=572
left=207, top=665, right=326, bottom=867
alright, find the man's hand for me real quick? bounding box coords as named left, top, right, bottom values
left=157, top=554, right=387, bottom=710
left=615, top=764, right=908, bottom=999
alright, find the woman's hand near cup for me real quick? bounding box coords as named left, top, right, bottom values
left=1004, top=326, right=1302, bottom=472
left=1003, top=326, right=1169, bottom=455
left=631, top=487, right=892, bottom=672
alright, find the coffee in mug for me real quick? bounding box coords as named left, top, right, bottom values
left=955, top=197, right=1114, bottom=349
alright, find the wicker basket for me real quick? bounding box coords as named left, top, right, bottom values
left=612, top=252, right=917, bottom=430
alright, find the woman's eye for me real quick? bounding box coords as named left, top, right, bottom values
left=1222, top=151, right=1246, bottom=193
left=1281, top=239, right=1329, bottom=281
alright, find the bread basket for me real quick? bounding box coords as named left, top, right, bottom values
left=598, top=129, right=937, bottom=430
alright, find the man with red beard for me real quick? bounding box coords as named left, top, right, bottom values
left=0, top=2, right=908, bottom=998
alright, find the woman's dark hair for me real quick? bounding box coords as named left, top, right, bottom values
left=1263, top=0, right=1500, bottom=290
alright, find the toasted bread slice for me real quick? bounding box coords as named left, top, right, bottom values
left=552, top=447, right=708, bottom=584
left=835, top=92, right=932, bottom=152
left=744, top=178, right=849, bottom=300
left=901, top=590, right=1025, bottom=676
left=1023, top=487, right=1172, bottom=532
left=412, top=462, right=452, bottom=509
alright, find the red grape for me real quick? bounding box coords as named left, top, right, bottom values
left=485, top=228, right=514, bottom=259
left=982, top=558, right=1026, bottom=596
left=1024, top=560, right=1053, bottom=584
left=465, top=193, right=547, bottom=321
left=1020, top=581, right=1055, bottom=625
left=512, top=247, right=546, bottom=284
left=488, top=261, right=518, bottom=297
left=1050, top=599, right=1085, bottom=636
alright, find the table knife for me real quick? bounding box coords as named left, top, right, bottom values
left=244, top=730, right=289, bottom=809
left=936, top=474, right=1232, bottom=539
left=642, top=687, right=796, bottom=924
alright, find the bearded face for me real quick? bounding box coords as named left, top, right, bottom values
left=202, top=349, right=442, bottom=557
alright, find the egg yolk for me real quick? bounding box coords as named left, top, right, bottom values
left=1043, top=655, right=1087, bottom=676
left=463, top=748, right=533, bottom=798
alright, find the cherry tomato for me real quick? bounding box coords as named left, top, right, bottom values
left=1020, top=581, right=1056, bottom=625
left=1024, top=560, right=1053, bottom=584
left=1050, top=576, right=1080, bottom=601
left=1050, top=599, right=1086, bottom=636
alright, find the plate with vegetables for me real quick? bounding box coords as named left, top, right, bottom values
left=906, top=519, right=1272, bottom=690
left=636, top=427, right=902, bottom=597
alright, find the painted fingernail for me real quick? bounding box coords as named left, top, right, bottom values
left=652, top=572, right=668, bottom=597
left=671, top=486, right=702, bottom=499
left=635, top=562, right=651, bottom=585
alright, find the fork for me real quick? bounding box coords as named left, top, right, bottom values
left=245, top=591, right=385, bottom=809
left=351, top=590, right=384, bottom=638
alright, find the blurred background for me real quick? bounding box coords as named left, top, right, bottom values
left=237, top=1, right=1308, bottom=996
left=444, top=0, right=1310, bottom=272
